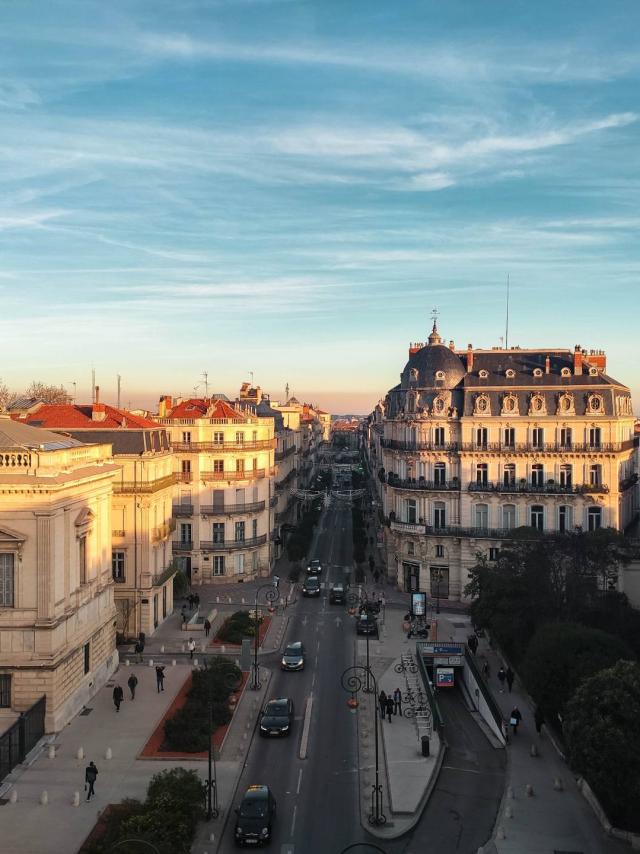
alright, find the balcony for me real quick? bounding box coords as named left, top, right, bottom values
left=152, top=565, right=178, bottom=587
left=113, top=473, right=176, bottom=494
left=469, top=481, right=609, bottom=495
left=173, top=504, right=194, bottom=517
left=275, top=468, right=297, bottom=490
left=172, top=541, right=194, bottom=552
left=200, top=501, right=266, bottom=515
left=200, top=535, right=268, bottom=552
left=275, top=445, right=296, bottom=461
left=175, top=472, right=192, bottom=483
left=152, top=518, right=176, bottom=543
left=201, top=468, right=266, bottom=482
left=388, top=523, right=558, bottom=542
left=386, top=475, right=460, bottom=492
left=172, top=439, right=275, bottom=452
left=460, top=440, right=634, bottom=454
left=112, top=529, right=126, bottom=538
left=390, top=520, right=427, bottom=534
left=381, top=439, right=459, bottom=452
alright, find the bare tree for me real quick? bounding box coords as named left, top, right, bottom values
left=24, top=381, right=71, bottom=404
left=0, top=378, right=17, bottom=411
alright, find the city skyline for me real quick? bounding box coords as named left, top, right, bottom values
left=1, top=1, right=640, bottom=413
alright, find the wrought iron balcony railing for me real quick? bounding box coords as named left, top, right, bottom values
left=200, top=501, right=266, bottom=515
left=468, top=481, right=609, bottom=495
left=172, top=439, right=275, bottom=453
left=386, top=475, right=460, bottom=491
left=199, top=535, right=268, bottom=552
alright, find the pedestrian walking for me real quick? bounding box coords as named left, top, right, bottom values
left=534, top=706, right=545, bottom=736
left=188, top=637, right=196, bottom=659
left=497, top=666, right=506, bottom=693
left=204, top=618, right=211, bottom=637
left=467, top=634, right=478, bottom=655
left=181, top=605, right=188, bottom=625
left=134, top=640, right=144, bottom=663
left=84, top=761, right=98, bottom=801
left=188, top=593, right=194, bottom=610
left=393, top=687, right=402, bottom=716
left=509, top=706, right=522, bottom=735
left=194, top=593, right=200, bottom=609
left=385, top=696, right=394, bottom=723
left=506, top=666, right=514, bottom=693
left=482, top=660, right=490, bottom=679
left=378, top=690, right=387, bottom=718
left=112, top=684, right=124, bottom=712
left=127, top=674, right=138, bottom=700
left=155, top=665, right=165, bottom=692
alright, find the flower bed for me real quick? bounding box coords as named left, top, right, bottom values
left=210, top=613, right=272, bottom=649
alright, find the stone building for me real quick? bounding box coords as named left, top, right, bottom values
left=14, top=400, right=176, bottom=638
left=155, top=396, right=276, bottom=584
left=0, top=416, right=118, bottom=732
left=367, top=323, right=637, bottom=603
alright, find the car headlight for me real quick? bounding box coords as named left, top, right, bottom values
left=260, top=724, right=268, bottom=730
left=296, top=659, right=304, bottom=666
left=236, top=827, right=243, bottom=836
left=280, top=724, right=289, bottom=731
left=261, top=828, right=269, bottom=837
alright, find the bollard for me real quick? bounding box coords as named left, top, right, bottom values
left=530, top=743, right=538, bottom=757
left=40, top=790, right=49, bottom=806
left=241, top=597, right=245, bottom=605
left=221, top=645, right=226, bottom=655
left=506, top=786, right=514, bottom=799
left=228, top=596, right=231, bottom=604
left=243, top=732, right=248, bottom=741
left=72, top=791, right=80, bottom=807
left=209, top=832, right=215, bottom=842
left=216, top=596, right=220, bottom=603
left=77, top=746, right=84, bottom=760
left=149, top=659, right=154, bottom=667
left=161, top=645, right=165, bottom=654
left=553, top=777, right=564, bottom=791
left=125, top=659, right=130, bottom=667
left=201, top=642, right=206, bottom=652
left=9, top=789, right=17, bottom=804
left=48, top=745, right=56, bottom=760
left=505, top=805, right=513, bottom=819
left=497, top=827, right=506, bottom=840
left=182, top=643, right=186, bottom=653
left=193, top=658, right=199, bottom=667
left=525, top=784, right=535, bottom=797
left=172, top=659, right=177, bottom=666
left=105, top=747, right=112, bottom=760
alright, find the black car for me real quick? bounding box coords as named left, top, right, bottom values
left=307, top=559, right=322, bottom=575
left=302, top=576, right=321, bottom=597
left=356, top=614, right=378, bottom=637
left=281, top=641, right=305, bottom=671
left=235, top=785, right=277, bottom=847
left=259, top=697, right=294, bottom=737
left=330, top=584, right=345, bottom=604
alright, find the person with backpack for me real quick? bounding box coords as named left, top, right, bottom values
left=85, top=761, right=98, bottom=801
left=510, top=706, right=522, bottom=735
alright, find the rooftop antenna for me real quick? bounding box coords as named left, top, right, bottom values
left=249, top=371, right=254, bottom=386
left=505, top=274, right=510, bottom=349
left=117, top=374, right=122, bottom=409
left=430, top=306, right=439, bottom=328
left=285, top=382, right=290, bottom=400
left=202, top=371, right=209, bottom=398
left=66, top=381, right=77, bottom=404
left=91, top=367, right=96, bottom=404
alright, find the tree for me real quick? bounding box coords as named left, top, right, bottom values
left=520, top=622, right=632, bottom=724
left=0, top=378, right=13, bottom=410
left=24, top=380, right=70, bottom=404
left=564, top=660, right=640, bottom=830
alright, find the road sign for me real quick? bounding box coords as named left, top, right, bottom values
left=420, top=643, right=464, bottom=656
left=411, top=592, right=427, bottom=617
left=436, top=667, right=455, bottom=688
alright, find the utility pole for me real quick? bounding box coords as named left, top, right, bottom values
left=91, top=368, right=96, bottom=403
left=117, top=374, right=122, bottom=409
left=202, top=371, right=209, bottom=398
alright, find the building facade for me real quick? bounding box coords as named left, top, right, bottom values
left=156, top=396, right=276, bottom=584
left=0, top=417, right=119, bottom=732
left=15, top=401, right=176, bottom=637
left=368, top=324, right=637, bottom=603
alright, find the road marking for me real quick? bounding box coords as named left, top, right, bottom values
left=311, top=673, right=316, bottom=689
left=282, top=842, right=295, bottom=854
left=296, top=768, right=303, bottom=794
left=314, top=655, right=318, bottom=666
left=290, top=804, right=297, bottom=834
left=299, top=694, right=313, bottom=760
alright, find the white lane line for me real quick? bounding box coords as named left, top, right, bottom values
left=311, top=673, right=316, bottom=689
left=314, top=655, right=318, bottom=666
left=290, top=804, right=298, bottom=836
left=299, top=694, right=313, bottom=760
left=296, top=767, right=303, bottom=794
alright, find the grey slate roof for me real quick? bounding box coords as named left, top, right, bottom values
left=0, top=416, right=82, bottom=450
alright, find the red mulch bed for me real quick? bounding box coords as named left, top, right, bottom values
left=139, top=670, right=249, bottom=760
left=78, top=803, right=136, bottom=852
left=209, top=614, right=272, bottom=649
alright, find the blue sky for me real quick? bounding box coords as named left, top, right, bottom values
left=1, top=0, right=639, bottom=414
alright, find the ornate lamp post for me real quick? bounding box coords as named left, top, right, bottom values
left=252, top=581, right=279, bottom=690
left=341, top=664, right=386, bottom=826
left=346, top=590, right=376, bottom=693
left=433, top=568, right=444, bottom=615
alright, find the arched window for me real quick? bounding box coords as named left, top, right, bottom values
left=502, top=504, right=516, bottom=529
left=530, top=505, right=544, bottom=531
left=434, top=462, right=446, bottom=485
left=433, top=502, right=446, bottom=529
left=588, top=506, right=602, bottom=531
left=558, top=505, right=573, bottom=533
left=475, top=503, right=489, bottom=529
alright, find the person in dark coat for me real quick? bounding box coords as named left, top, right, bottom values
left=134, top=641, right=144, bottom=663
left=510, top=706, right=522, bottom=735
left=204, top=618, right=212, bottom=637
left=468, top=634, right=478, bottom=655
left=194, top=593, right=200, bottom=609
left=156, top=665, right=165, bottom=693
left=378, top=690, right=387, bottom=718
left=534, top=706, right=545, bottom=735
left=393, top=687, right=403, bottom=716
left=497, top=667, right=506, bottom=693
left=506, top=667, right=515, bottom=693
left=385, top=696, right=394, bottom=723
left=127, top=674, right=138, bottom=700
left=112, top=685, right=124, bottom=712
left=85, top=761, right=98, bottom=800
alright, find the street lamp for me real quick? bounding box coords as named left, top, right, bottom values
left=346, top=590, right=378, bottom=693
left=433, top=568, right=444, bottom=615
left=252, top=581, right=279, bottom=690
left=204, top=668, right=241, bottom=820
left=340, top=664, right=386, bottom=826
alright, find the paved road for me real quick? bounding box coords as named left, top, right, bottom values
left=218, top=499, right=505, bottom=853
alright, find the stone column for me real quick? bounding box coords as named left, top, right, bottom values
left=35, top=513, right=54, bottom=622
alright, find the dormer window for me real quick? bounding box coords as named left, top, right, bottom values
left=435, top=370, right=445, bottom=381
left=560, top=367, right=571, bottom=377
left=478, top=369, right=489, bottom=379
left=533, top=368, right=543, bottom=377
left=505, top=369, right=516, bottom=378
left=589, top=367, right=598, bottom=376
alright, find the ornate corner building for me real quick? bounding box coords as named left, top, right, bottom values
left=367, top=323, right=638, bottom=604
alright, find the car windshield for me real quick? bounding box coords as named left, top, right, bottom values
left=306, top=579, right=319, bottom=587
left=265, top=701, right=288, bottom=717
left=284, top=645, right=301, bottom=656
left=333, top=586, right=343, bottom=593
left=240, top=797, right=268, bottom=818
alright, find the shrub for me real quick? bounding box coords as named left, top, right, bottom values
left=216, top=611, right=259, bottom=644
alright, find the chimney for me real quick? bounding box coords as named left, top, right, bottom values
left=92, top=403, right=106, bottom=422
left=467, top=344, right=474, bottom=372
left=95, top=385, right=100, bottom=404
left=545, top=355, right=551, bottom=374
left=573, top=345, right=583, bottom=376
left=158, top=395, right=172, bottom=418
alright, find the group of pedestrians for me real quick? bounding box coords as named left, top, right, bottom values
left=378, top=688, right=403, bottom=722
left=112, top=665, right=167, bottom=711
left=497, top=665, right=515, bottom=693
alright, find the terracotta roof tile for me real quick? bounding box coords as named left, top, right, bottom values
left=17, top=403, right=160, bottom=430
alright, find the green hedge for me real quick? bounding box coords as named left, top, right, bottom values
left=163, top=657, right=241, bottom=752
left=216, top=610, right=261, bottom=644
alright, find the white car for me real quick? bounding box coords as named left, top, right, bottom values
left=307, top=559, right=322, bottom=575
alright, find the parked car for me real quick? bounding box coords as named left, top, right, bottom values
left=329, top=584, right=345, bottom=604
left=281, top=641, right=305, bottom=671
left=260, top=698, right=294, bottom=737
left=234, top=785, right=277, bottom=847
left=307, top=559, right=322, bottom=575
left=356, top=614, right=378, bottom=637
left=302, top=576, right=321, bottom=597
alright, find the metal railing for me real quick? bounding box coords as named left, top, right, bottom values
left=201, top=468, right=266, bottom=482
left=172, top=541, right=193, bottom=552
left=386, top=476, right=460, bottom=491
left=382, top=439, right=459, bottom=452
left=275, top=468, right=297, bottom=490
left=468, top=481, right=609, bottom=495
left=381, top=439, right=634, bottom=454
left=275, top=445, right=296, bottom=461
left=0, top=696, right=46, bottom=783
left=200, top=535, right=267, bottom=552
left=200, top=501, right=266, bottom=515
left=172, top=439, right=275, bottom=452
left=173, top=504, right=193, bottom=517
left=112, top=473, right=176, bottom=494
